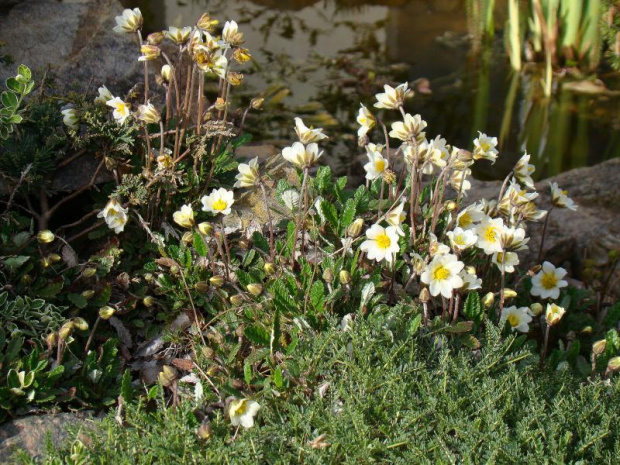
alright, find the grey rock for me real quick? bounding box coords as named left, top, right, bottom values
left=0, top=412, right=93, bottom=462
left=0, top=0, right=143, bottom=93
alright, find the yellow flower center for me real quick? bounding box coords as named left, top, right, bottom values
left=230, top=399, right=247, bottom=416
left=541, top=272, right=558, bottom=290
left=480, top=141, right=491, bottom=152
left=496, top=252, right=505, bottom=263
left=433, top=265, right=450, bottom=281
left=455, top=234, right=465, bottom=245
left=212, top=199, right=228, bottom=211
left=458, top=213, right=471, bottom=228
left=507, top=314, right=520, bottom=327
left=484, top=226, right=497, bottom=243
left=375, top=233, right=391, bottom=249
left=375, top=159, right=386, bottom=173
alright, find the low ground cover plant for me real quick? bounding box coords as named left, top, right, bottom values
left=0, top=6, right=619, bottom=462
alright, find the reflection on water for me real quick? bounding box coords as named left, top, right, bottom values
left=125, top=0, right=620, bottom=180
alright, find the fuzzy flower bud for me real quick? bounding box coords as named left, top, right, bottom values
left=37, top=230, right=55, bottom=244
left=58, top=322, right=74, bottom=341
left=339, top=270, right=352, bottom=285
left=99, top=306, right=116, bottom=320
left=210, top=276, right=224, bottom=287
left=503, top=288, right=517, bottom=299
left=197, top=13, right=218, bottom=32
left=143, top=296, right=155, bottom=307
left=72, top=317, right=89, bottom=331
left=347, top=218, right=364, bottom=238
left=230, top=294, right=244, bottom=306
left=147, top=32, right=165, bottom=45
left=138, top=45, right=161, bottom=62
left=530, top=303, right=544, bottom=316
left=198, top=222, right=213, bottom=236
left=82, top=267, right=97, bottom=278
left=608, top=356, right=620, bottom=372
left=323, top=268, right=334, bottom=283
left=592, top=339, right=607, bottom=355
left=264, top=262, right=276, bottom=275
left=161, top=64, right=172, bottom=83
left=545, top=303, right=566, bottom=326
left=247, top=283, right=263, bottom=297
left=137, top=102, right=161, bottom=124
left=82, top=290, right=95, bottom=300
left=482, top=292, right=495, bottom=308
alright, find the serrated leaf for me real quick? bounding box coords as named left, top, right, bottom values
left=273, top=365, right=283, bottom=389
left=460, top=334, right=481, bottom=349
left=462, top=291, right=483, bottom=325
left=121, top=369, right=133, bottom=402
left=444, top=321, right=474, bottom=334
left=193, top=232, right=207, bottom=257
left=245, top=324, right=271, bottom=346
left=409, top=314, right=422, bottom=335
left=320, top=200, right=338, bottom=230
left=309, top=281, right=325, bottom=312
left=340, top=198, right=356, bottom=233
left=244, top=361, right=252, bottom=386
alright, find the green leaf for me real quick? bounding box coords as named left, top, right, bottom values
left=2, top=255, right=29, bottom=270
left=37, top=280, right=63, bottom=298
left=409, top=314, right=422, bottom=335
left=315, top=165, right=332, bottom=193
left=271, top=308, right=281, bottom=355
left=1, top=91, right=17, bottom=108
left=244, top=325, right=271, bottom=346
left=340, top=198, right=356, bottom=233
left=231, top=133, right=252, bottom=149
left=68, top=293, right=88, bottom=309
left=273, top=365, right=283, bottom=389
left=251, top=231, right=270, bottom=254
left=309, top=281, right=325, bottom=313
left=320, top=200, right=338, bottom=231
left=462, top=292, right=483, bottom=325
left=9, top=114, right=22, bottom=124
left=6, top=77, right=23, bottom=93
left=17, top=64, right=31, bottom=81
left=243, top=361, right=252, bottom=386
left=121, top=369, right=133, bottom=402
left=444, top=321, right=474, bottom=334
left=193, top=232, right=207, bottom=257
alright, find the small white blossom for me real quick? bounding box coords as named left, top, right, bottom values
left=456, top=203, right=485, bottom=230
left=222, top=20, right=244, bottom=46
left=356, top=104, right=375, bottom=137
left=61, top=108, right=79, bottom=130
left=550, top=182, right=577, bottom=210
left=234, top=157, right=260, bottom=188
left=473, top=132, right=499, bottom=163
left=97, top=199, right=128, bottom=234
left=374, top=83, right=410, bottom=110
left=385, top=201, right=406, bottom=236
left=360, top=224, right=400, bottom=264
left=492, top=251, right=519, bottom=273
left=531, top=261, right=568, bottom=300
left=201, top=188, right=234, bottom=216
left=166, top=26, right=192, bottom=45
left=363, top=148, right=388, bottom=180
left=446, top=227, right=478, bottom=252
left=294, top=117, right=328, bottom=144
left=113, top=8, right=143, bottom=34
left=173, top=204, right=195, bottom=228
left=545, top=303, right=566, bottom=326
left=94, top=85, right=114, bottom=105
left=420, top=253, right=465, bottom=298
left=106, top=97, right=131, bottom=124
left=282, top=142, right=322, bottom=169
left=228, top=398, right=260, bottom=429
left=281, top=189, right=300, bottom=211
left=388, top=113, right=427, bottom=141
left=514, top=152, right=535, bottom=188
left=459, top=270, right=482, bottom=290
left=476, top=216, right=505, bottom=255
left=500, top=306, right=532, bottom=333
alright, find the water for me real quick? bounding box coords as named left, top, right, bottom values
left=125, top=0, right=620, bottom=181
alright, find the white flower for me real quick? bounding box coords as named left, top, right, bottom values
left=545, top=303, right=566, bottom=326
left=166, top=26, right=192, bottom=45
left=473, top=132, right=499, bottom=163
left=446, top=227, right=477, bottom=252
left=97, top=199, right=128, bottom=234
left=160, top=64, right=172, bottom=83
left=281, top=189, right=300, bottom=211
left=420, top=253, right=464, bottom=298
left=492, top=251, right=519, bottom=273
left=514, top=152, right=535, bottom=188
left=173, top=204, right=195, bottom=228
left=282, top=142, right=322, bottom=168
left=374, top=83, right=410, bottom=109
left=363, top=148, right=388, bottom=180
left=456, top=203, right=485, bottom=230
left=294, top=117, right=328, bottom=144
left=113, top=8, right=143, bottom=34
left=201, top=188, right=234, bottom=216
left=475, top=216, right=505, bottom=254
left=228, top=398, right=260, bottom=429
left=429, top=233, right=450, bottom=256
left=222, top=20, right=244, bottom=46
left=137, top=102, right=160, bottom=124
left=360, top=224, right=400, bottom=264
left=500, top=306, right=532, bottom=333
left=459, top=270, right=482, bottom=290
left=357, top=104, right=375, bottom=137
left=106, top=97, right=131, bottom=124
left=61, top=108, right=79, bottom=130
left=385, top=201, right=406, bottom=236
left=500, top=226, right=529, bottom=252
left=234, top=157, right=260, bottom=188
left=94, top=85, right=114, bottom=105
left=531, top=261, right=568, bottom=300
left=450, top=169, right=471, bottom=194
left=197, top=47, right=228, bottom=79
left=388, top=113, right=427, bottom=141
left=550, top=182, right=577, bottom=210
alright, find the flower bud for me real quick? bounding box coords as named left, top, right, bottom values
left=82, top=290, right=95, bottom=300
left=503, top=288, right=517, bottom=299
left=530, top=303, right=543, bottom=316
left=215, top=98, right=226, bottom=111
left=592, top=339, right=607, bottom=355
left=147, top=32, right=165, bottom=45
left=161, top=64, right=172, bottom=83
left=263, top=262, right=276, bottom=275
left=182, top=231, right=194, bottom=245
left=347, top=218, right=364, bottom=238
left=230, top=294, right=244, bottom=306
left=238, top=239, right=250, bottom=250
left=37, top=230, right=55, bottom=244
left=137, top=102, right=161, bottom=124
left=250, top=98, right=264, bottom=110
left=233, top=48, right=251, bottom=63
left=58, top=322, right=74, bottom=340
left=72, top=317, right=89, bottom=331
left=198, top=222, right=213, bottom=236
left=210, top=276, right=224, bottom=287
left=197, top=13, right=218, bottom=32
left=20, top=274, right=32, bottom=284
left=482, top=292, right=495, bottom=308
left=99, top=306, right=116, bottom=320
left=545, top=303, right=566, bottom=326
left=419, top=287, right=430, bottom=303
left=138, top=44, right=161, bottom=62
left=194, top=281, right=210, bottom=293
left=143, top=296, right=155, bottom=307
left=529, top=264, right=542, bottom=275
left=322, top=268, right=334, bottom=283
left=46, top=332, right=58, bottom=350
left=48, top=253, right=61, bottom=263
left=82, top=267, right=97, bottom=278
left=444, top=200, right=457, bottom=212
left=226, top=72, right=244, bottom=86
left=339, top=270, right=351, bottom=285
left=197, top=421, right=212, bottom=440
left=581, top=326, right=593, bottom=335
left=144, top=273, right=154, bottom=282
left=247, top=283, right=263, bottom=297
left=608, top=356, right=620, bottom=372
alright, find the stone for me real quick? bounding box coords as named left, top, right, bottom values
left=0, top=412, right=93, bottom=462
left=0, top=0, right=143, bottom=93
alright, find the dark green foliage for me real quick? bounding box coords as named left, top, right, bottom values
left=40, top=312, right=620, bottom=464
